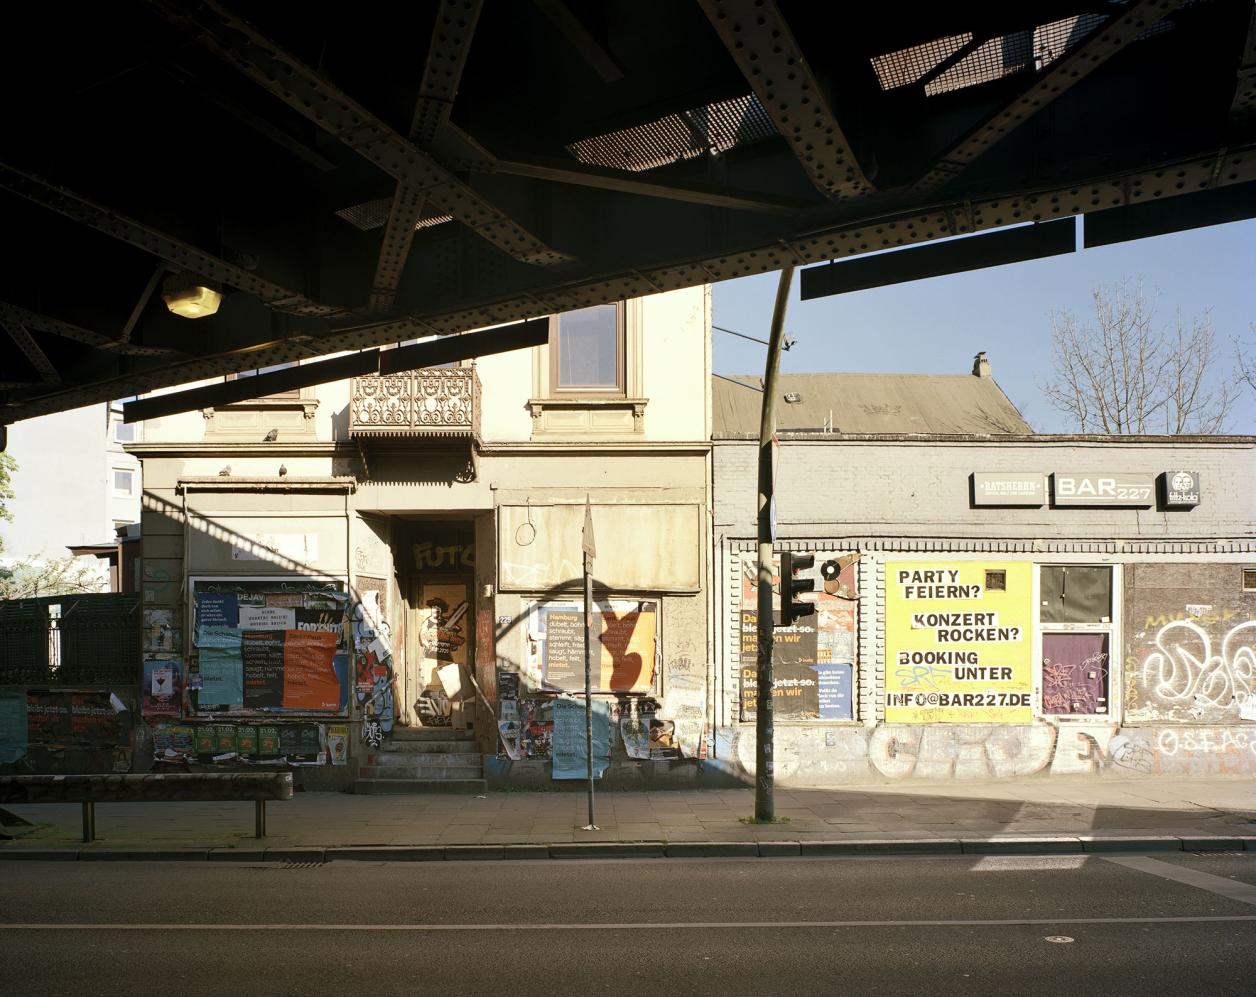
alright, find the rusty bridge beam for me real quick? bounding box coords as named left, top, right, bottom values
left=148, top=0, right=569, bottom=268
left=0, top=315, right=60, bottom=383
left=0, top=301, right=182, bottom=358
left=913, top=0, right=1187, bottom=192
left=697, top=0, right=874, bottom=199
left=0, top=165, right=346, bottom=320
left=371, top=0, right=485, bottom=314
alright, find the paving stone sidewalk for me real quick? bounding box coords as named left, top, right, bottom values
left=4, top=776, right=1255, bottom=859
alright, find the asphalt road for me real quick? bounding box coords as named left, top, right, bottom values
left=4, top=852, right=1256, bottom=995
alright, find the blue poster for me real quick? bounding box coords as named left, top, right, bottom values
left=815, top=662, right=853, bottom=720
left=197, top=626, right=244, bottom=707
left=196, top=593, right=238, bottom=643
left=0, top=692, right=28, bottom=764
left=551, top=698, right=610, bottom=780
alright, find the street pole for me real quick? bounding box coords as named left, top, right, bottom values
left=582, top=495, right=597, bottom=830
left=754, top=265, right=795, bottom=823
left=584, top=547, right=595, bottom=828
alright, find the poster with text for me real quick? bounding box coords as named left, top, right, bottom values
left=884, top=561, right=1032, bottom=723
left=535, top=601, right=657, bottom=694
left=192, top=581, right=348, bottom=715
left=740, top=553, right=858, bottom=721
left=142, top=658, right=182, bottom=717
left=550, top=697, right=610, bottom=779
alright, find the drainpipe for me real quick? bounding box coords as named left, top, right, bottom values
left=754, top=266, right=794, bottom=823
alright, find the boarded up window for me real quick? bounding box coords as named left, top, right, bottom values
left=1040, top=566, right=1111, bottom=624
left=1041, top=632, right=1109, bottom=714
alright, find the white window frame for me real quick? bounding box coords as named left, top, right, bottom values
left=1033, top=562, right=1122, bottom=722
left=112, top=467, right=136, bottom=497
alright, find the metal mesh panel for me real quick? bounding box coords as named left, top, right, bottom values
left=1034, top=14, right=1107, bottom=69
left=334, top=198, right=454, bottom=232
left=870, top=33, right=972, bottom=90
left=688, top=93, right=776, bottom=155
left=927, top=14, right=1109, bottom=96
left=0, top=595, right=139, bottom=686
left=927, top=31, right=1036, bottom=95
left=566, top=93, right=775, bottom=173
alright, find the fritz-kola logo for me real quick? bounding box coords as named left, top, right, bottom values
left=1171, top=472, right=1194, bottom=492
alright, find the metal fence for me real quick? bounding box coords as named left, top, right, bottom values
left=0, top=594, right=140, bottom=686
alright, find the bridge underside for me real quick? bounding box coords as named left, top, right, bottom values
left=2, top=0, right=1254, bottom=424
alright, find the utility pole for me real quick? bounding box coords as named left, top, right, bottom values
left=581, top=494, right=597, bottom=830
left=754, top=266, right=794, bottom=823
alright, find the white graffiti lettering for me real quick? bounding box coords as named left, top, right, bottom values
left=1141, top=620, right=1256, bottom=711
left=1157, top=727, right=1256, bottom=757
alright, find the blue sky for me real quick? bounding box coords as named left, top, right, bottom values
left=711, top=218, right=1256, bottom=433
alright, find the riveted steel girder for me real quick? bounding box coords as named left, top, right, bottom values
left=0, top=301, right=181, bottom=358
left=1, top=316, right=60, bottom=383
left=914, top=0, right=1188, bottom=192
left=697, top=0, right=874, bottom=199
left=371, top=0, right=486, bottom=313
left=0, top=165, right=346, bottom=320
left=147, top=0, right=569, bottom=266
left=9, top=144, right=1253, bottom=424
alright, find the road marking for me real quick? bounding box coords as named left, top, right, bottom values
left=1103, top=856, right=1256, bottom=907
left=971, top=856, right=1088, bottom=871
left=4, top=916, right=1256, bottom=931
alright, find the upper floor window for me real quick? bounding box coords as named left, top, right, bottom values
left=112, top=468, right=135, bottom=497
left=110, top=404, right=139, bottom=443
left=550, top=303, right=624, bottom=394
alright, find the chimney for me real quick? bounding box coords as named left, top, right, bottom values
left=972, top=351, right=991, bottom=378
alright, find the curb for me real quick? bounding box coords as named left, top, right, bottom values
left=3, top=835, right=1254, bottom=862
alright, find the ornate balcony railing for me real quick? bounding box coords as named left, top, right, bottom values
left=349, top=368, right=480, bottom=442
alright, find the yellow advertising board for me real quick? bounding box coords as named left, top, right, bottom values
left=884, top=561, right=1033, bottom=723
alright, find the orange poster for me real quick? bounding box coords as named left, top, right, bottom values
left=282, top=630, right=340, bottom=710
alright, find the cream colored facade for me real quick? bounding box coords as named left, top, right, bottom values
left=132, top=286, right=712, bottom=786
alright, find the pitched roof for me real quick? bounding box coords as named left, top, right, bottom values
left=713, top=372, right=1031, bottom=436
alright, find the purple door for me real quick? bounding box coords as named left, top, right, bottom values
left=1041, top=633, right=1109, bottom=715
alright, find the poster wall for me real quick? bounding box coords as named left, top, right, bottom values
left=191, top=580, right=349, bottom=716
left=739, top=553, right=858, bottom=721
left=884, top=561, right=1033, bottom=723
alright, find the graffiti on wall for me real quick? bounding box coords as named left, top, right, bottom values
left=726, top=720, right=1256, bottom=785
left=352, top=591, right=396, bottom=749
left=1138, top=618, right=1256, bottom=719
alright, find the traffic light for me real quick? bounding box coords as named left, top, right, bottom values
left=778, top=551, right=816, bottom=627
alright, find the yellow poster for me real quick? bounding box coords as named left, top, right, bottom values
left=884, top=561, right=1032, bottom=723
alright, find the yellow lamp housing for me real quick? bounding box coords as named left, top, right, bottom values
left=162, top=274, right=222, bottom=318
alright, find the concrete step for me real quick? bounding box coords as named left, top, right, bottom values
left=388, top=727, right=477, bottom=742
left=359, top=762, right=484, bottom=780
left=365, top=752, right=481, bottom=768
left=354, top=778, right=487, bottom=795
left=372, top=739, right=480, bottom=755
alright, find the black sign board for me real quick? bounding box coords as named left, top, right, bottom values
left=1161, top=470, right=1201, bottom=509
left=279, top=723, right=321, bottom=761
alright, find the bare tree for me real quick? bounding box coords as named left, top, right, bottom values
left=1236, top=323, right=1256, bottom=397
left=1042, top=279, right=1235, bottom=434
left=0, top=555, right=106, bottom=600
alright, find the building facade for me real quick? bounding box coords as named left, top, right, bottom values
left=710, top=369, right=1256, bottom=784
left=125, top=287, right=712, bottom=789
left=0, top=400, right=141, bottom=587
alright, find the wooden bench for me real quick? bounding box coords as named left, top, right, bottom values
left=0, top=773, right=294, bottom=842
